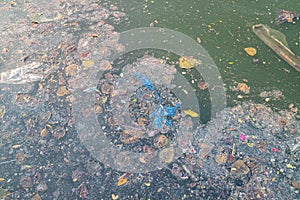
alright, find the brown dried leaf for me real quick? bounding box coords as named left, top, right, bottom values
left=99, top=60, right=112, bottom=71
left=237, top=83, right=250, bottom=94
left=57, top=86, right=69, bottom=96
left=65, top=64, right=79, bottom=77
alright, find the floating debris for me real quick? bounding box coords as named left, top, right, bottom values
left=0, top=62, right=46, bottom=84
left=183, top=109, right=199, bottom=117
left=275, top=10, right=300, bottom=25
left=57, top=86, right=69, bottom=96
left=237, top=83, right=250, bottom=94
left=253, top=24, right=300, bottom=72
left=179, top=56, right=200, bottom=69
left=244, top=47, right=257, bottom=56
left=197, top=81, right=209, bottom=90
left=159, top=147, right=175, bottom=163
left=0, top=105, right=5, bottom=118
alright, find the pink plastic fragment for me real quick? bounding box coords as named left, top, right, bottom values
left=272, top=147, right=280, bottom=152
left=240, top=133, right=247, bottom=142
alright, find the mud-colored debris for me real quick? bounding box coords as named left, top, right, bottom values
left=243, top=156, right=259, bottom=170
left=72, top=169, right=84, bottom=182
left=36, top=181, right=48, bottom=192
left=137, top=117, right=149, bottom=127
left=197, top=81, right=209, bottom=90
left=65, top=64, right=80, bottom=77
left=231, top=160, right=250, bottom=176
left=292, top=181, right=300, bottom=189
left=94, top=105, right=103, bottom=114
left=155, top=135, right=169, bottom=148
left=159, top=147, right=175, bottom=163
left=99, top=60, right=112, bottom=71
left=16, top=151, right=26, bottom=164
left=36, top=112, right=52, bottom=126
left=120, top=135, right=140, bottom=144
left=215, top=147, right=228, bottom=164
left=259, top=90, right=283, bottom=99
left=20, top=176, right=32, bottom=189
left=255, top=140, right=267, bottom=152
left=31, top=194, right=41, bottom=200
left=14, top=93, right=40, bottom=108
left=101, top=83, right=114, bottom=94
left=122, top=129, right=144, bottom=138
left=51, top=126, right=66, bottom=139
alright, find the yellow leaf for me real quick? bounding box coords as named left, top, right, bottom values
left=40, top=128, right=47, bottom=138
left=286, top=163, right=296, bottom=169
left=0, top=178, right=5, bottom=182
left=244, top=47, right=257, bottom=56
left=179, top=56, right=199, bottom=69
left=246, top=142, right=253, bottom=147
left=183, top=110, right=199, bottom=117
left=117, top=177, right=127, bottom=186
left=12, top=144, right=21, bottom=149
left=112, top=194, right=119, bottom=200
left=82, top=60, right=94, bottom=68
left=144, top=182, right=151, bottom=187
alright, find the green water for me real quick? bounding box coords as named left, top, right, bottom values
left=110, top=0, right=300, bottom=109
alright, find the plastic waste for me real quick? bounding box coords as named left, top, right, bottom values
left=135, top=73, right=180, bottom=129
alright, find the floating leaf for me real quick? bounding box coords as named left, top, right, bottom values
left=12, top=144, right=21, bottom=149
left=196, top=37, right=202, bottom=43
left=179, top=56, right=200, bottom=69
left=246, top=142, right=254, bottom=147
left=82, top=60, right=94, bottom=68
left=155, top=135, right=168, bottom=148
left=144, top=182, right=151, bottom=187
left=286, top=163, right=296, bottom=169
left=0, top=105, right=5, bottom=119
left=112, top=194, right=119, bottom=200
left=183, top=110, right=199, bottom=117
left=99, top=60, right=112, bottom=70
left=244, top=47, right=257, bottom=56
left=65, top=64, right=79, bottom=77
left=40, top=128, right=47, bottom=138
left=237, top=83, right=250, bottom=94
left=215, top=147, right=227, bottom=164
left=57, top=86, right=69, bottom=97
left=231, top=160, right=250, bottom=175
left=117, top=177, right=127, bottom=186
left=197, top=81, right=209, bottom=90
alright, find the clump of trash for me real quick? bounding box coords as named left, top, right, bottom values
left=191, top=102, right=300, bottom=199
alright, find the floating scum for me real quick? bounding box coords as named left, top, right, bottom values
left=71, top=27, right=227, bottom=173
